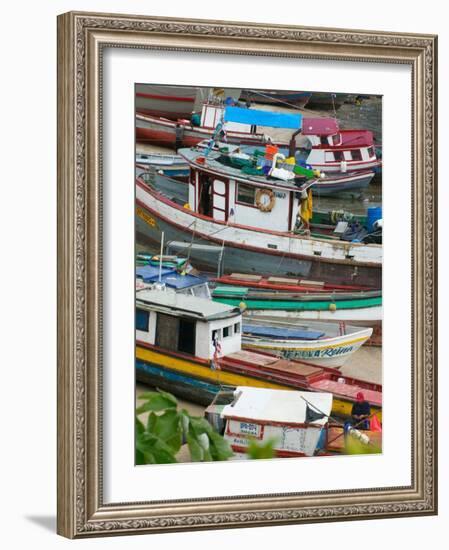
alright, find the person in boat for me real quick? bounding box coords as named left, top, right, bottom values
left=351, top=392, right=371, bottom=430
left=175, top=122, right=184, bottom=151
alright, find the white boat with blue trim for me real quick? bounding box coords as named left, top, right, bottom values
left=241, top=318, right=372, bottom=368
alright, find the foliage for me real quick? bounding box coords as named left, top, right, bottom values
left=245, top=438, right=277, bottom=460
left=344, top=436, right=382, bottom=455
left=136, top=390, right=234, bottom=465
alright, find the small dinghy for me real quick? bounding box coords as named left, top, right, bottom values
left=241, top=319, right=372, bottom=368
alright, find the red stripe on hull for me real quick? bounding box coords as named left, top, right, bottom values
left=136, top=126, right=202, bottom=147
left=136, top=92, right=195, bottom=103
left=230, top=444, right=308, bottom=458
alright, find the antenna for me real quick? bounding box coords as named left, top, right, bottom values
left=158, top=231, right=165, bottom=283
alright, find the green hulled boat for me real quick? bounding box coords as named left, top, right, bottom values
left=212, top=285, right=381, bottom=312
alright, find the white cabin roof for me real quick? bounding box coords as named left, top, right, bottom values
left=222, top=386, right=332, bottom=426
left=136, top=289, right=241, bottom=321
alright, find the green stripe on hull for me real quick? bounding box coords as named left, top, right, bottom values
left=213, top=296, right=382, bottom=311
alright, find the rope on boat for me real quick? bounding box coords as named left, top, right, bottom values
left=245, top=89, right=306, bottom=112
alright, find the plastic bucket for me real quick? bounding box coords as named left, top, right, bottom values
left=265, top=144, right=279, bottom=160
left=367, top=206, right=382, bottom=231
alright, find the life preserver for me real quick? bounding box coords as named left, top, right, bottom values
left=255, top=188, right=275, bottom=212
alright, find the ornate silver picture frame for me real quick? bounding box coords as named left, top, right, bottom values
left=57, top=11, right=437, bottom=538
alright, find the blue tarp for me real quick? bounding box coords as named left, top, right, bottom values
left=136, top=264, right=207, bottom=289
left=136, top=264, right=174, bottom=282
left=243, top=324, right=325, bottom=341
left=224, top=106, right=302, bottom=129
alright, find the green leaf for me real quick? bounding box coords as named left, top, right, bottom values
left=151, top=410, right=182, bottom=453
left=208, top=431, right=233, bottom=461
left=136, top=391, right=178, bottom=415
left=189, top=416, right=214, bottom=436
left=186, top=431, right=204, bottom=462
left=150, top=447, right=178, bottom=464
left=135, top=449, right=145, bottom=465
left=146, top=412, right=158, bottom=433
left=136, top=432, right=158, bottom=455
left=246, top=438, right=277, bottom=460
left=135, top=417, right=145, bottom=435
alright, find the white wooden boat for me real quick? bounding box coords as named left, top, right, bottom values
left=241, top=319, right=372, bottom=368
left=219, top=386, right=333, bottom=458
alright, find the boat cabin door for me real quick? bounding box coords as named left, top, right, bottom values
left=198, top=175, right=228, bottom=221
left=211, top=179, right=228, bottom=221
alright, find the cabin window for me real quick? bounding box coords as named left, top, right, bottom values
left=320, top=136, right=328, bottom=145
left=192, top=284, right=210, bottom=299
left=234, top=322, right=241, bottom=334
left=136, top=309, right=150, bottom=332
left=237, top=183, right=256, bottom=205
left=223, top=325, right=232, bottom=338
left=212, top=329, right=222, bottom=342
left=332, top=134, right=341, bottom=145
left=333, top=151, right=345, bottom=161
left=367, top=146, right=375, bottom=157
left=351, top=149, right=363, bottom=161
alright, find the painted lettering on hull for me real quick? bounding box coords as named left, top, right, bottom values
left=136, top=206, right=158, bottom=228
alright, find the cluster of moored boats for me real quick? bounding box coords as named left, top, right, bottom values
left=135, top=85, right=383, bottom=459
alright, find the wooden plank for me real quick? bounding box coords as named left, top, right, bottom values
left=228, top=350, right=279, bottom=365
left=267, top=359, right=323, bottom=377
left=229, top=273, right=263, bottom=282
left=299, top=279, right=325, bottom=287
left=310, top=379, right=382, bottom=406
left=267, top=276, right=299, bottom=285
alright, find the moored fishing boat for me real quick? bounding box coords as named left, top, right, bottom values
left=241, top=320, right=372, bottom=368
left=136, top=100, right=280, bottom=149
left=135, top=290, right=382, bottom=418
left=213, top=272, right=375, bottom=292
left=136, top=108, right=382, bottom=285
left=213, top=285, right=381, bottom=326
left=239, top=89, right=312, bottom=109
left=207, top=386, right=333, bottom=458
left=136, top=84, right=198, bottom=119
left=136, top=170, right=382, bottom=285
left=296, top=117, right=381, bottom=174
left=136, top=152, right=189, bottom=179
left=306, top=92, right=354, bottom=110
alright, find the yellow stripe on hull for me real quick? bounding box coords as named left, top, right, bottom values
left=136, top=345, right=382, bottom=420
left=136, top=346, right=285, bottom=390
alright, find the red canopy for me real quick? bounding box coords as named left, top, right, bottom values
left=302, top=117, right=339, bottom=136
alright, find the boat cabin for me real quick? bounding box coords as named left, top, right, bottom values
left=136, top=289, right=242, bottom=360
left=219, top=386, right=333, bottom=457
left=180, top=146, right=310, bottom=233
left=200, top=102, right=253, bottom=134
left=299, top=117, right=378, bottom=172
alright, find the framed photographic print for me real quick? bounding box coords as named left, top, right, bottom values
left=57, top=11, right=437, bottom=538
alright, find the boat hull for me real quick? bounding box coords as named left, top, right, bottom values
left=135, top=343, right=382, bottom=419
left=306, top=93, right=352, bottom=110
left=135, top=84, right=197, bottom=119
left=242, top=327, right=372, bottom=368
left=135, top=187, right=382, bottom=287
left=313, top=171, right=375, bottom=196
left=240, top=90, right=312, bottom=109
left=244, top=311, right=382, bottom=346
left=136, top=114, right=271, bottom=149
left=136, top=155, right=190, bottom=178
